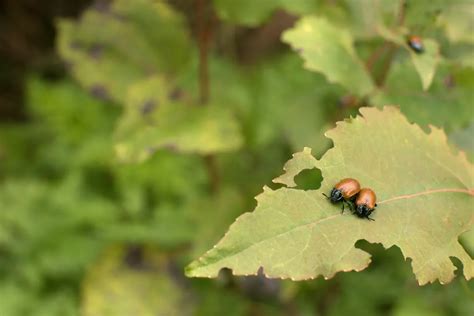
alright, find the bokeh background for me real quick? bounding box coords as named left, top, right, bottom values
left=0, top=0, right=473, bottom=315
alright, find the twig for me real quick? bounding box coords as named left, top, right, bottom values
left=196, top=0, right=211, bottom=105
left=195, top=0, right=219, bottom=192
left=366, top=0, right=407, bottom=87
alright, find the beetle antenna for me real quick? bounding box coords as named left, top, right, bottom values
left=322, top=193, right=329, bottom=198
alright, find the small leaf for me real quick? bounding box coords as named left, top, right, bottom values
left=409, top=39, right=440, bottom=90
left=82, top=246, right=190, bottom=316
left=186, top=106, right=473, bottom=285
left=114, top=76, right=243, bottom=162
left=282, top=16, right=374, bottom=96
left=377, top=26, right=440, bottom=90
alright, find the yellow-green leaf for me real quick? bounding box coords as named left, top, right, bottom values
left=282, top=16, right=375, bottom=96
left=186, top=106, right=473, bottom=285
left=82, top=246, right=190, bottom=316
left=409, top=39, right=440, bottom=90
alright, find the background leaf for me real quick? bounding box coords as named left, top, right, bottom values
left=114, top=76, right=243, bottom=162
left=82, top=246, right=191, bottom=316
left=283, top=16, right=375, bottom=96
left=57, top=0, right=191, bottom=103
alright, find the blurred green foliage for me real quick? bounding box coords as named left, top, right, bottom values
left=0, top=0, right=472, bottom=315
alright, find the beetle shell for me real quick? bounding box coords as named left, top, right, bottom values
left=407, top=35, right=424, bottom=54
left=334, top=178, right=361, bottom=200
left=355, top=188, right=377, bottom=209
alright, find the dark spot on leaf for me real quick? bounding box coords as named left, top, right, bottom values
left=168, top=88, right=183, bottom=101
left=123, top=245, right=156, bottom=272
left=93, top=0, right=111, bottom=13
left=141, top=99, right=157, bottom=115
left=146, top=147, right=157, bottom=155
left=163, top=143, right=178, bottom=152
left=69, top=41, right=82, bottom=50
left=88, top=44, right=103, bottom=60
left=123, top=245, right=144, bottom=268
left=89, top=84, right=109, bottom=100
left=296, top=48, right=304, bottom=54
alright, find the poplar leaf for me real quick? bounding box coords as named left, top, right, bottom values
left=186, top=106, right=474, bottom=285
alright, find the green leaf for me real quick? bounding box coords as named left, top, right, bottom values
left=409, top=39, right=440, bottom=90
left=114, top=76, right=243, bottom=162
left=283, top=16, right=374, bottom=96
left=57, top=0, right=191, bottom=103
left=186, top=106, right=473, bottom=285
left=449, top=122, right=474, bottom=163
left=437, top=1, right=474, bottom=44
left=82, top=246, right=191, bottom=316
left=377, top=26, right=440, bottom=90
left=372, top=62, right=473, bottom=132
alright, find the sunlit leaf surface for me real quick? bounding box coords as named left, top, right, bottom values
left=187, top=106, right=473, bottom=285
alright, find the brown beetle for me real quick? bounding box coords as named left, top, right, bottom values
left=323, top=178, right=361, bottom=207
left=354, top=188, right=377, bottom=220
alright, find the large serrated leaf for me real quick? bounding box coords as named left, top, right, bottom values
left=186, top=106, right=473, bottom=285
left=282, top=16, right=374, bottom=96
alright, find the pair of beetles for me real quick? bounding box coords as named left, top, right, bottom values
left=324, top=178, right=377, bottom=221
